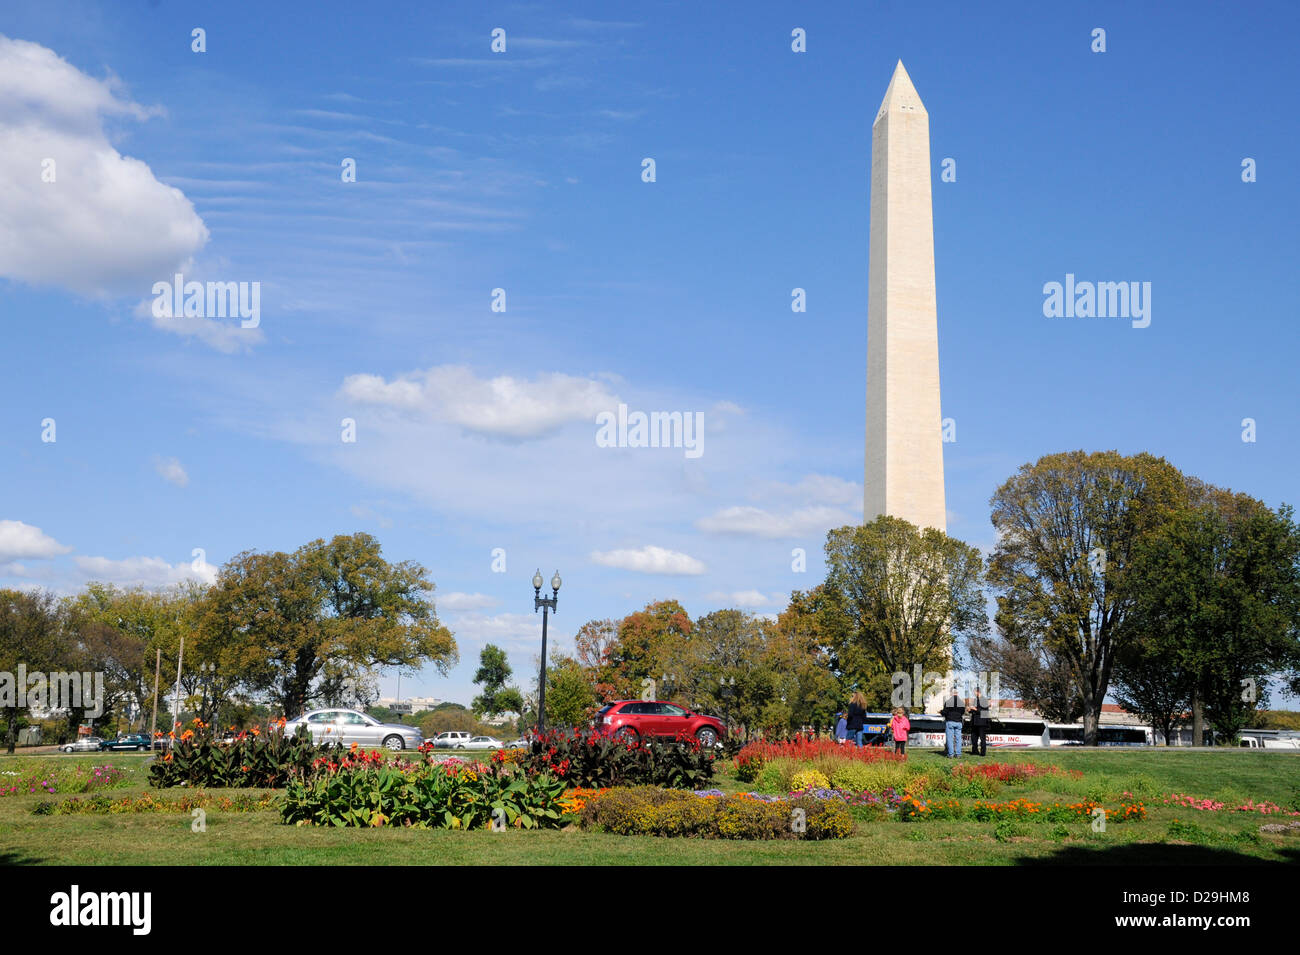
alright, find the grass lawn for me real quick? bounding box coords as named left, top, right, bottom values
left=3, top=748, right=1299, bottom=865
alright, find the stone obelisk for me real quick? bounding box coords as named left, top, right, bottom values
left=865, top=61, right=946, bottom=533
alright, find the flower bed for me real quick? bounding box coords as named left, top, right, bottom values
left=1163, top=793, right=1300, bottom=816
left=150, top=720, right=329, bottom=789
left=579, top=785, right=854, bottom=839
left=520, top=728, right=715, bottom=789
left=1, top=764, right=126, bottom=797
left=279, top=756, right=566, bottom=829
left=33, top=791, right=275, bottom=815
left=951, top=762, right=1082, bottom=784
left=734, top=736, right=901, bottom=783
left=896, top=796, right=1148, bottom=823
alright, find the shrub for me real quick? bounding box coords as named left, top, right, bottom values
left=732, top=736, right=902, bottom=775
left=734, top=750, right=765, bottom=783
left=994, top=818, right=1027, bottom=842
left=830, top=761, right=911, bottom=795
left=1166, top=819, right=1209, bottom=843
left=579, top=787, right=854, bottom=840
left=150, top=724, right=328, bottom=789
left=34, top=791, right=275, bottom=815
left=754, top=762, right=787, bottom=794
left=790, top=769, right=830, bottom=792
left=520, top=728, right=714, bottom=789
left=280, top=758, right=566, bottom=829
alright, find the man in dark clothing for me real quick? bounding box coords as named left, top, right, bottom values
left=846, top=692, right=868, bottom=746
left=969, top=688, right=991, bottom=756
left=941, top=687, right=965, bottom=757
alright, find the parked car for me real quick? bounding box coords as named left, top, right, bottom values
left=60, top=736, right=103, bottom=753
left=426, top=731, right=472, bottom=749
left=100, top=734, right=154, bottom=752
left=282, top=709, right=423, bottom=750
left=457, top=736, right=504, bottom=750
left=504, top=737, right=529, bottom=749
left=594, top=701, right=726, bottom=747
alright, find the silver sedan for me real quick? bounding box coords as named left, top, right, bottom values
left=283, top=709, right=423, bottom=751
left=60, top=736, right=104, bottom=753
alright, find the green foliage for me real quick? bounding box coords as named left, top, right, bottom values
left=824, top=517, right=987, bottom=682
left=472, top=644, right=524, bottom=718
left=279, top=759, right=565, bottom=829
left=150, top=726, right=325, bottom=789
left=754, top=762, right=785, bottom=793
left=544, top=655, right=597, bottom=728
left=987, top=450, right=1186, bottom=742
left=578, top=787, right=853, bottom=840
left=1165, top=819, right=1209, bottom=843
left=202, top=532, right=457, bottom=716
left=522, top=728, right=715, bottom=789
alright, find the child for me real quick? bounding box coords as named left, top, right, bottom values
left=835, top=711, right=849, bottom=744
left=890, top=706, right=910, bottom=757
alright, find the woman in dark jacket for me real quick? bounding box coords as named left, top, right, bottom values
left=846, top=691, right=868, bottom=746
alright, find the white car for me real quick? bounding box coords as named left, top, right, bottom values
left=457, top=736, right=504, bottom=751
left=426, top=731, right=472, bottom=749
left=60, top=736, right=103, bottom=753
left=282, top=709, right=423, bottom=750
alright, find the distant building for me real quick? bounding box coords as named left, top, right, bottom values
left=376, top=696, right=443, bottom=714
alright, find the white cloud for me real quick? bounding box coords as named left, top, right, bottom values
left=590, top=545, right=706, bottom=576
left=153, top=456, right=189, bottom=487
left=695, top=505, right=855, bottom=540
left=703, top=589, right=772, bottom=608
left=73, top=555, right=216, bottom=588
left=0, top=35, right=208, bottom=297
left=340, top=364, right=620, bottom=439
left=0, top=520, right=72, bottom=562
left=437, top=592, right=498, bottom=611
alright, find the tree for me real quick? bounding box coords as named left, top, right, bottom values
left=824, top=516, right=987, bottom=704
left=572, top=618, right=620, bottom=701
left=544, top=654, right=597, bottom=728
left=1124, top=486, right=1300, bottom=743
left=987, top=450, right=1185, bottom=745
left=202, top=533, right=457, bottom=716
left=969, top=630, right=1084, bottom=724
left=0, top=590, right=62, bottom=753
left=769, top=588, right=844, bottom=734
left=471, top=644, right=524, bottom=718
left=605, top=600, right=693, bottom=701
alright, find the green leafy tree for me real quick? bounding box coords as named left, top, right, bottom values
left=544, top=654, right=597, bottom=729
left=1124, top=486, right=1300, bottom=743
left=987, top=450, right=1185, bottom=745
left=202, top=532, right=457, bottom=716
left=824, top=516, right=987, bottom=705
left=471, top=644, right=524, bottom=718
left=0, top=589, right=63, bottom=753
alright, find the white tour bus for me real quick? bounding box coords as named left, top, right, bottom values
left=906, top=714, right=1050, bottom=749
left=1048, top=723, right=1154, bottom=747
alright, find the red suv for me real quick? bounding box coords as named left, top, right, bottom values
left=594, top=701, right=725, bottom=748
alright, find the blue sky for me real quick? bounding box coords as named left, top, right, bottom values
left=1, top=1, right=1297, bottom=707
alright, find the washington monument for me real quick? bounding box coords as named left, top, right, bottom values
left=865, top=61, right=946, bottom=533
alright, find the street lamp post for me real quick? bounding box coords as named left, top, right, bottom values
left=532, top=569, right=561, bottom=735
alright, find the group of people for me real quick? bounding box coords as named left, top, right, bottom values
left=834, top=686, right=994, bottom=759
left=837, top=692, right=912, bottom=755
left=941, top=685, right=992, bottom=758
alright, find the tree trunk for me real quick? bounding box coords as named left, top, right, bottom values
left=5, top=710, right=16, bottom=755
left=1191, top=684, right=1204, bottom=747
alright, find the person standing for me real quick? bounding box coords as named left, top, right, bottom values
left=846, top=691, right=868, bottom=747
left=835, top=711, right=849, bottom=744
left=890, top=706, right=910, bottom=757
left=941, top=686, right=965, bottom=758
left=969, top=686, right=991, bottom=756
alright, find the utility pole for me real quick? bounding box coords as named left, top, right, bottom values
left=171, top=636, right=185, bottom=740
left=149, top=648, right=161, bottom=744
